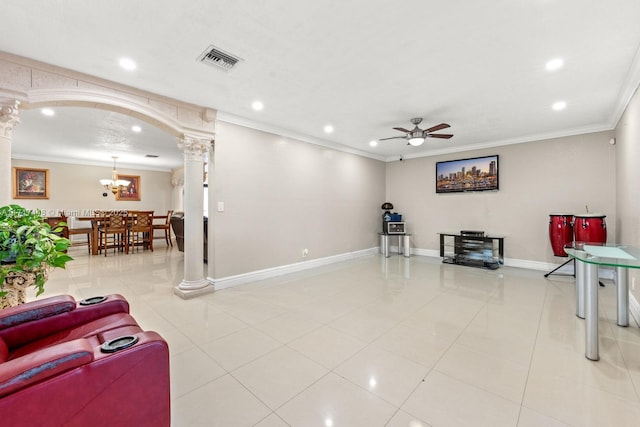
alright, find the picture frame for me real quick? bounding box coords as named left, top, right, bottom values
left=13, top=167, right=50, bottom=199
left=115, top=174, right=141, bottom=201
left=436, top=155, right=499, bottom=194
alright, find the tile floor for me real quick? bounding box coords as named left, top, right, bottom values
left=31, top=244, right=640, bottom=426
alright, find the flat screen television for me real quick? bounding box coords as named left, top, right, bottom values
left=436, top=155, right=499, bottom=194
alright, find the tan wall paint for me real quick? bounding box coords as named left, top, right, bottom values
left=10, top=159, right=172, bottom=217
left=386, top=131, right=616, bottom=263
left=211, top=122, right=386, bottom=277
left=615, top=86, right=640, bottom=303
left=8, top=126, right=620, bottom=279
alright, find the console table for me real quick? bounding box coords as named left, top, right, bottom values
left=565, top=244, right=640, bottom=361
left=438, top=231, right=504, bottom=269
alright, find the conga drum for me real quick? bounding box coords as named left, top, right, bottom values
left=549, top=213, right=574, bottom=257
left=573, top=213, right=607, bottom=244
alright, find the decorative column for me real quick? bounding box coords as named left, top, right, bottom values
left=0, top=100, right=20, bottom=206
left=206, top=140, right=216, bottom=283
left=174, top=134, right=215, bottom=298
left=170, top=168, right=184, bottom=211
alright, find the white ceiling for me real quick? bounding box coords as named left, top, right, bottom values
left=2, top=0, right=640, bottom=170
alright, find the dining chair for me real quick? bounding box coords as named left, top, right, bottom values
left=60, top=211, right=91, bottom=253
left=130, top=210, right=154, bottom=252
left=98, top=211, right=129, bottom=256
left=153, top=210, right=174, bottom=247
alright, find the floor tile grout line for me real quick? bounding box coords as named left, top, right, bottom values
left=517, top=276, right=555, bottom=426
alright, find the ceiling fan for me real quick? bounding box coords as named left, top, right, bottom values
left=380, top=118, right=453, bottom=146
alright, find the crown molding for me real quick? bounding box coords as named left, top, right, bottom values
left=216, top=111, right=386, bottom=162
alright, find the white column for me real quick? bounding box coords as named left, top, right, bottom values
left=0, top=100, right=20, bottom=206
left=206, top=140, right=216, bottom=283
left=170, top=168, right=184, bottom=211
left=174, top=134, right=214, bottom=298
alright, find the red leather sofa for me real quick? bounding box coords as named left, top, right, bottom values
left=0, top=294, right=170, bottom=426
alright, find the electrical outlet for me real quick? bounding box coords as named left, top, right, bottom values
left=302, top=248, right=309, bottom=258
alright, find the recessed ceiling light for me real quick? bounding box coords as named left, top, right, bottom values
left=323, top=125, right=334, bottom=134
left=251, top=100, right=264, bottom=111
left=41, top=108, right=55, bottom=116
left=552, top=101, right=567, bottom=111
left=119, top=57, right=136, bottom=71
left=131, top=125, right=142, bottom=133
left=546, top=58, right=564, bottom=71
left=369, top=140, right=378, bottom=147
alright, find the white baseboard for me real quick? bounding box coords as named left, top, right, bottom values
left=503, top=257, right=615, bottom=280
left=409, top=248, right=441, bottom=258
left=211, top=247, right=379, bottom=290
left=209, top=246, right=616, bottom=291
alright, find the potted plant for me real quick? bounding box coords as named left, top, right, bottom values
left=0, top=204, right=73, bottom=308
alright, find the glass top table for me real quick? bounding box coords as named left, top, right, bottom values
left=565, top=244, right=640, bottom=268
left=564, top=243, right=640, bottom=361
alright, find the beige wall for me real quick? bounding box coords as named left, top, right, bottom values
left=10, top=159, right=173, bottom=218
left=615, top=85, right=640, bottom=303
left=9, top=123, right=621, bottom=278
left=386, top=131, right=616, bottom=264
left=211, top=122, right=386, bottom=277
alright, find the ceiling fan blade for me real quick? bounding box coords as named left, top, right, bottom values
left=392, top=127, right=411, bottom=133
left=424, top=123, right=450, bottom=133
left=428, top=133, right=453, bottom=139
left=379, top=136, right=407, bottom=141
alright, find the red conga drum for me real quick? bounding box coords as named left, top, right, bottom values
left=573, top=213, right=607, bottom=245
left=549, top=213, right=574, bottom=257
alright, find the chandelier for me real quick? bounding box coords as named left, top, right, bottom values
left=99, top=156, right=130, bottom=196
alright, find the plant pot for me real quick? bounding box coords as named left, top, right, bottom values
left=0, top=266, right=49, bottom=309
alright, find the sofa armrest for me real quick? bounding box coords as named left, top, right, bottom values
left=0, top=295, right=76, bottom=330
left=0, top=339, right=94, bottom=398
left=0, top=294, right=130, bottom=349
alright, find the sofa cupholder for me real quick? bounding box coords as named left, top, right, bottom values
left=79, top=296, right=108, bottom=306
left=100, top=335, right=139, bottom=353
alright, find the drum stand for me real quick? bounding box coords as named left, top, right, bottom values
left=544, top=257, right=575, bottom=278
left=544, top=257, right=605, bottom=286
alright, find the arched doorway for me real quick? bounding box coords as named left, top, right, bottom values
left=2, top=79, right=216, bottom=297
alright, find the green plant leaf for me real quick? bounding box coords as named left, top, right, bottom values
left=1, top=204, right=74, bottom=301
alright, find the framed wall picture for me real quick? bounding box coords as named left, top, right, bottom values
left=116, top=174, right=141, bottom=201
left=13, top=167, right=50, bottom=199
left=435, top=155, right=499, bottom=194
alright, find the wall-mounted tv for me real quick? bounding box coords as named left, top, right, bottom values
left=436, top=154, right=499, bottom=194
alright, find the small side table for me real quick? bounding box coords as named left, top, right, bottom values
left=378, top=233, right=411, bottom=258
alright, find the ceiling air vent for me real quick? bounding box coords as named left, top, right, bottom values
left=197, top=45, right=242, bottom=72
left=145, top=154, right=159, bottom=158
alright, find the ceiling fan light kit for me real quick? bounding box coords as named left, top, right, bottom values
left=381, top=117, right=453, bottom=146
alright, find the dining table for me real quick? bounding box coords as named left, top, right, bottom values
left=74, top=214, right=167, bottom=255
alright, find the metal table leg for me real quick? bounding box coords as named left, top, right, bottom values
left=402, top=234, right=410, bottom=257
left=381, top=234, right=389, bottom=258
left=616, top=267, right=629, bottom=327
left=576, top=258, right=585, bottom=319
left=584, top=260, right=599, bottom=361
